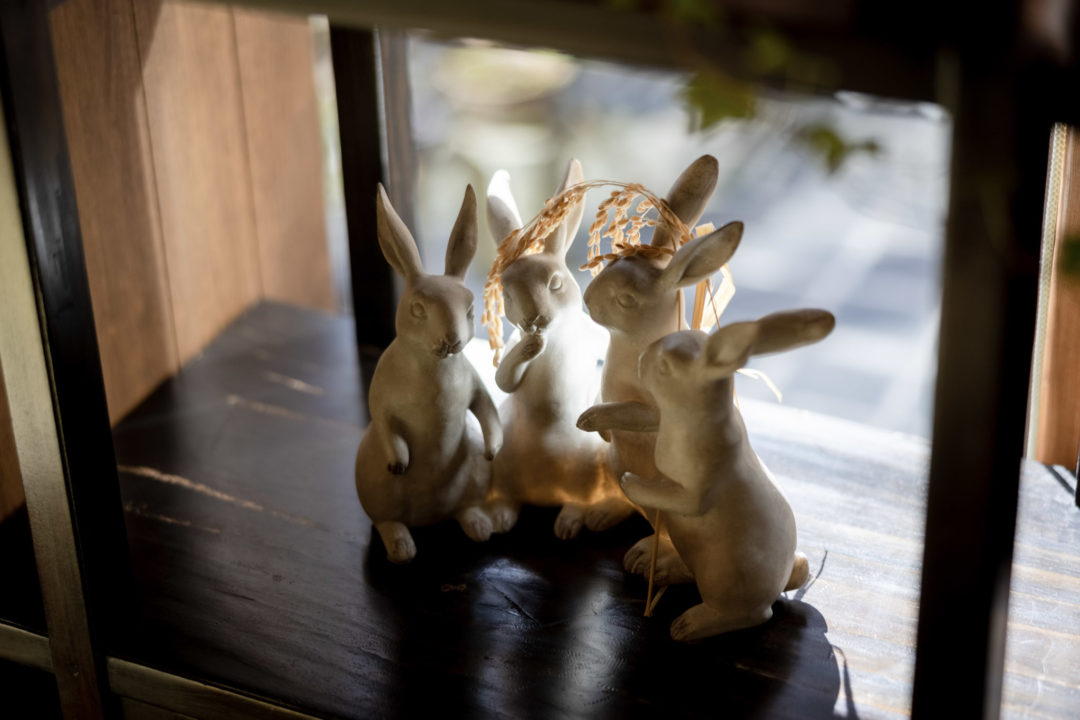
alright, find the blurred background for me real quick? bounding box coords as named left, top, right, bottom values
left=313, top=28, right=950, bottom=440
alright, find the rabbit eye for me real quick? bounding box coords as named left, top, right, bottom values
left=410, top=301, right=426, bottom=319
left=549, top=274, right=563, bottom=292
left=616, top=293, right=638, bottom=309
left=466, top=304, right=475, bottom=320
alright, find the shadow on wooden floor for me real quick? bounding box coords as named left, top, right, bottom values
left=362, top=508, right=846, bottom=719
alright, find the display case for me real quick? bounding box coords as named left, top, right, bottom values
left=2, top=1, right=1079, bottom=718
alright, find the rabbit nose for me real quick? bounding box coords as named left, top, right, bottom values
left=523, top=314, right=548, bottom=331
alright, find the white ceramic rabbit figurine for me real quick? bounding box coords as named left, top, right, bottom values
left=355, top=184, right=502, bottom=563
left=484, top=160, right=633, bottom=538
left=581, top=309, right=834, bottom=641
left=580, top=155, right=743, bottom=581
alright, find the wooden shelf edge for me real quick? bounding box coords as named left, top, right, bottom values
left=108, top=658, right=323, bottom=720
left=238, top=0, right=935, bottom=101
left=0, top=622, right=51, bottom=673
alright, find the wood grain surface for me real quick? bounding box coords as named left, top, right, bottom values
left=47, top=0, right=334, bottom=422
left=108, top=303, right=1080, bottom=719
left=49, top=0, right=178, bottom=425
left=0, top=13, right=120, bottom=705
left=234, top=9, right=335, bottom=313
left=1036, top=125, right=1080, bottom=470
left=0, top=622, right=52, bottom=672
left=132, top=0, right=263, bottom=365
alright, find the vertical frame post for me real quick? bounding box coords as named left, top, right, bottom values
left=913, top=31, right=1053, bottom=720
left=0, top=0, right=132, bottom=714
left=329, top=25, right=417, bottom=387
left=1075, top=450, right=1079, bottom=508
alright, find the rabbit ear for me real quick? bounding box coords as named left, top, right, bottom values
left=705, top=309, right=834, bottom=371
left=651, top=155, right=719, bottom=249
left=486, top=170, right=523, bottom=246
left=445, top=184, right=478, bottom=279
left=376, top=183, right=423, bottom=282
left=542, top=158, right=586, bottom=257
left=744, top=309, right=835, bottom=356
left=704, top=321, right=759, bottom=372
left=659, top=221, right=743, bottom=289
left=541, top=223, right=568, bottom=255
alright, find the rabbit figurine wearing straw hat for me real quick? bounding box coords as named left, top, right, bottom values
left=578, top=155, right=744, bottom=584
left=484, top=160, right=634, bottom=539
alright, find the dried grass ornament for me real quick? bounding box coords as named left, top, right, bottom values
left=485, top=163, right=780, bottom=618
left=483, top=181, right=734, bottom=365
left=483, top=161, right=636, bottom=540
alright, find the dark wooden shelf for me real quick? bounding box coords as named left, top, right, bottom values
left=109, top=302, right=1080, bottom=719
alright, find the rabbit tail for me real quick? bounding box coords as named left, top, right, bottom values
left=785, top=552, right=810, bottom=591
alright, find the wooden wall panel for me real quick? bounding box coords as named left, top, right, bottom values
left=133, top=0, right=262, bottom=364
left=47, top=0, right=332, bottom=422
left=234, top=10, right=335, bottom=311
left=1036, top=126, right=1080, bottom=468
left=49, top=0, right=178, bottom=424
left=0, top=361, right=24, bottom=523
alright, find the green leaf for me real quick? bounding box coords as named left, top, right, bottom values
left=794, top=123, right=881, bottom=174
left=1060, top=235, right=1080, bottom=280
left=747, top=29, right=792, bottom=75
left=664, top=0, right=718, bottom=24
left=683, top=71, right=757, bottom=130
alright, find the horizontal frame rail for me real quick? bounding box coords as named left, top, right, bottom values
left=0, top=622, right=52, bottom=672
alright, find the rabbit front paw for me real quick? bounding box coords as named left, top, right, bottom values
left=387, top=434, right=409, bottom=474
left=576, top=406, right=605, bottom=433
left=484, top=436, right=502, bottom=461
left=520, top=332, right=545, bottom=359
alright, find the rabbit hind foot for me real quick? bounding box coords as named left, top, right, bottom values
left=670, top=603, right=772, bottom=643
left=484, top=499, right=520, bottom=534
left=583, top=495, right=635, bottom=532
left=554, top=503, right=585, bottom=540
left=785, top=552, right=810, bottom=591
left=624, top=533, right=678, bottom=575
left=456, top=506, right=494, bottom=542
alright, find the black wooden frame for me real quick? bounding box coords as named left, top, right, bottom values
left=329, top=25, right=398, bottom=358
left=2, top=0, right=1078, bottom=718
left=0, top=0, right=131, bottom=715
